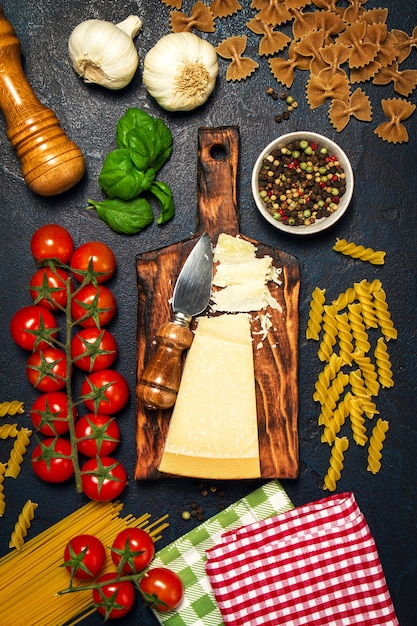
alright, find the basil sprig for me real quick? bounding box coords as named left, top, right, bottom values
left=88, top=108, right=175, bottom=234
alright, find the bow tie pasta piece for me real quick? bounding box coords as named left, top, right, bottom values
left=211, top=0, right=242, bottom=19
left=216, top=35, right=259, bottom=81
left=170, top=1, right=215, bottom=33
left=247, top=16, right=291, bottom=56
left=374, top=97, right=416, bottom=143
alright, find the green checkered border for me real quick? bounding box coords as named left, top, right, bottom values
left=151, top=480, right=293, bottom=626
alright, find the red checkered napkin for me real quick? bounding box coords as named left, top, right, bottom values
left=205, top=492, right=398, bottom=626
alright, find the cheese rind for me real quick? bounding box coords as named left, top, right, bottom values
left=158, top=314, right=261, bottom=479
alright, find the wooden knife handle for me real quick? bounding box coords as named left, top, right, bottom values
left=0, top=9, right=85, bottom=196
left=137, top=321, right=193, bottom=410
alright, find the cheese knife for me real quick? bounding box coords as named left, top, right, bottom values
left=138, top=233, right=213, bottom=410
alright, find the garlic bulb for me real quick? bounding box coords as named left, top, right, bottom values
left=143, top=32, right=218, bottom=112
left=68, top=16, right=142, bottom=90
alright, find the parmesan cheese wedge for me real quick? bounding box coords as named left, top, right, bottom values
left=158, top=313, right=261, bottom=480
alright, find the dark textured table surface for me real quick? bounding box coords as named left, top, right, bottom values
left=0, top=1, right=416, bottom=625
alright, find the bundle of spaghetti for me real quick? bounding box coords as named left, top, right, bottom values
left=335, top=312, right=354, bottom=365
left=373, top=288, right=398, bottom=341
left=348, top=396, right=368, bottom=446
left=374, top=336, right=394, bottom=388
left=367, top=418, right=389, bottom=474
left=306, top=286, right=326, bottom=340
left=321, top=392, right=351, bottom=445
left=313, top=352, right=343, bottom=404
left=333, top=238, right=386, bottom=265
left=347, top=302, right=371, bottom=353
left=0, top=400, right=24, bottom=417
left=317, top=303, right=338, bottom=362
left=323, top=436, right=349, bottom=492
left=5, top=427, right=32, bottom=478
left=354, top=279, right=379, bottom=328
left=0, top=500, right=169, bottom=626
left=0, top=462, right=6, bottom=516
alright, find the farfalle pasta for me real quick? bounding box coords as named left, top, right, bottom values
left=216, top=35, right=259, bottom=81
left=374, top=98, right=416, bottom=143
left=247, top=16, right=291, bottom=56
left=170, top=1, right=215, bottom=33
left=9, top=499, right=38, bottom=550
left=210, top=0, right=242, bottom=19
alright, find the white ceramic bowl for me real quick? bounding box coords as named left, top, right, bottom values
left=251, top=131, right=354, bottom=235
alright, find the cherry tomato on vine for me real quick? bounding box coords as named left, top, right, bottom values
left=70, top=241, right=116, bottom=284
left=26, top=347, right=68, bottom=392
left=10, top=305, right=58, bottom=351
left=111, top=527, right=155, bottom=574
left=31, top=437, right=74, bottom=483
left=30, top=391, right=76, bottom=436
left=92, top=572, right=135, bottom=620
left=81, top=369, right=129, bottom=414
left=139, top=567, right=184, bottom=613
left=29, top=266, right=73, bottom=311
left=71, top=328, right=118, bottom=372
left=71, top=284, right=116, bottom=328
left=63, top=534, right=106, bottom=580
left=81, top=456, right=127, bottom=501
left=30, top=224, right=74, bottom=264
left=75, top=414, right=120, bottom=457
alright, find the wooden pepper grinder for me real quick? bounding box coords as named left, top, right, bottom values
left=0, top=8, right=85, bottom=196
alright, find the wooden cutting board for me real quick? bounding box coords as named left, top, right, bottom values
left=134, top=126, right=300, bottom=480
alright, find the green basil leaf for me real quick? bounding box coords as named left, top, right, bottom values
left=87, top=197, right=154, bottom=235
left=116, top=108, right=155, bottom=149
left=125, top=128, right=156, bottom=172
left=150, top=181, right=175, bottom=225
left=98, top=149, right=144, bottom=200
left=152, top=118, right=173, bottom=171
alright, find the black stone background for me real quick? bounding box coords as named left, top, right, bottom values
left=0, top=1, right=416, bottom=625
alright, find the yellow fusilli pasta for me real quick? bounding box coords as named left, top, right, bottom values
left=0, top=463, right=6, bottom=517
left=349, top=369, right=380, bottom=418
left=333, top=238, right=386, bottom=265
left=373, top=288, right=398, bottom=341
left=348, top=396, right=368, bottom=446
left=321, top=392, right=351, bottom=446
left=352, top=349, right=380, bottom=396
left=9, top=499, right=38, bottom=550
left=347, top=303, right=371, bottom=353
left=374, top=336, right=394, bottom=388
left=323, top=436, right=349, bottom=492
left=335, top=312, right=354, bottom=365
left=0, top=423, right=19, bottom=439
left=5, top=427, right=32, bottom=479
left=313, top=353, right=343, bottom=404
left=306, top=287, right=326, bottom=340
left=367, top=418, right=389, bottom=474
left=332, top=286, right=356, bottom=312
left=0, top=401, right=24, bottom=417
left=354, top=280, right=379, bottom=328
left=317, top=303, right=338, bottom=362
left=318, top=371, right=349, bottom=427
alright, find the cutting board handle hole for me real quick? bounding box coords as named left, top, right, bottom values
left=209, top=143, right=228, bottom=162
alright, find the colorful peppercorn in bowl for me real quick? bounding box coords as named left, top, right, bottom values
left=251, top=131, right=354, bottom=235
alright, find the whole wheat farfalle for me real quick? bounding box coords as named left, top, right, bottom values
left=374, top=98, right=416, bottom=144
left=314, top=9, right=346, bottom=44
left=338, top=20, right=379, bottom=68
left=291, top=7, right=317, bottom=40
left=170, top=1, right=215, bottom=33
left=315, top=43, right=351, bottom=82
left=294, top=30, right=326, bottom=74
left=342, top=0, right=367, bottom=25
left=162, top=0, right=182, bottom=8
left=306, top=71, right=350, bottom=109
left=373, top=61, right=417, bottom=97
left=391, top=26, right=417, bottom=63
left=254, top=0, right=293, bottom=26
left=247, top=16, right=291, bottom=56
left=216, top=35, right=259, bottom=81
left=210, top=0, right=242, bottom=19
left=269, top=39, right=308, bottom=87
left=329, top=87, right=372, bottom=131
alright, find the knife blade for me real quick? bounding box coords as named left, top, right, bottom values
left=138, top=234, right=213, bottom=410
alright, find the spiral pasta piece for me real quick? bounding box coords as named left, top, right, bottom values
left=0, top=423, right=19, bottom=439
left=323, top=436, right=349, bottom=492
left=374, top=336, right=394, bottom=388
left=321, top=392, right=351, bottom=446
left=5, top=428, right=32, bottom=479
left=317, top=303, right=338, bottom=362
left=352, top=349, right=380, bottom=396
left=332, top=286, right=356, bottom=312
left=0, top=401, right=24, bottom=417
left=347, top=303, right=371, bottom=353
left=349, top=369, right=379, bottom=418
left=333, top=238, right=386, bottom=265
left=0, top=463, right=6, bottom=517
left=354, top=280, right=378, bottom=328
left=335, top=312, right=354, bottom=365
left=318, top=371, right=349, bottom=426
left=8, top=500, right=38, bottom=550
left=306, top=287, right=326, bottom=340
left=373, top=288, right=398, bottom=341
left=367, top=418, right=389, bottom=474
left=313, top=353, right=343, bottom=404
left=349, top=396, right=368, bottom=446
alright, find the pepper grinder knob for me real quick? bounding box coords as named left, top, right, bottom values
left=0, top=9, right=85, bottom=196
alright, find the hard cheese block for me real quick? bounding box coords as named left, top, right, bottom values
left=158, top=313, right=261, bottom=479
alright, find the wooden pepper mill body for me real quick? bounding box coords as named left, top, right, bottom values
left=0, top=8, right=85, bottom=196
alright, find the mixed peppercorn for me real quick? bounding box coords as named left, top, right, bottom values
left=257, top=139, right=347, bottom=227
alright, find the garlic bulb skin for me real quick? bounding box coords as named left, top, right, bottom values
left=68, top=16, right=142, bottom=90
left=143, top=32, right=218, bottom=112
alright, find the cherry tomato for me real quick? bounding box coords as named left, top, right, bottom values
left=71, top=328, right=118, bottom=372
left=71, top=284, right=116, bottom=328
left=26, top=347, right=68, bottom=392
left=139, top=567, right=184, bottom=613
left=63, top=534, right=106, bottom=580
left=10, top=305, right=58, bottom=351
left=30, top=224, right=74, bottom=264
left=81, top=456, right=127, bottom=501
left=29, top=266, right=74, bottom=311
left=81, top=370, right=129, bottom=414
left=92, top=572, right=135, bottom=620
left=75, top=414, right=120, bottom=457
left=70, top=241, right=116, bottom=284
left=111, top=528, right=155, bottom=574
left=30, top=391, right=76, bottom=436
left=31, top=437, right=74, bottom=483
